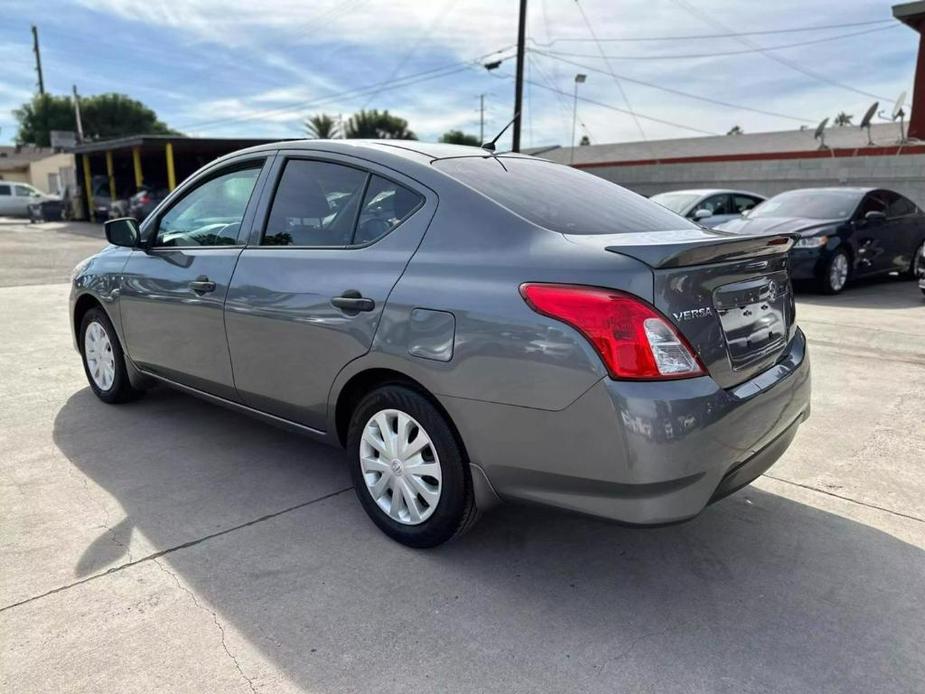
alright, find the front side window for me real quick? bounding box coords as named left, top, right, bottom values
left=155, top=166, right=261, bottom=247
left=263, top=160, right=368, bottom=247
left=14, top=184, right=37, bottom=197
left=697, top=194, right=731, bottom=216
left=733, top=194, right=761, bottom=214
left=882, top=191, right=917, bottom=218
left=856, top=193, right=887, bottom=219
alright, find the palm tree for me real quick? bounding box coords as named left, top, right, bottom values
left=344, top=110, right=416, bottom=140
left=304, top=114, right=340, bottom=139
left=726, top=125, right=744, bottom=136
left=833, top=112, right=854, bottom=127
left=440, top=130, right=480, bottom=146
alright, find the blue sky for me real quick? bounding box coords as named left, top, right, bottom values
left=0, top=0, right=917, bottom=150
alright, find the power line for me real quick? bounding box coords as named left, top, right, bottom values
left=667, top=0, right=892, bottom=103
left=507, top=73, right=721, bottom=136
left=176, top=47, right=516, bottom=132
left=538, top=24, right=900, bottom=61
left=527, top=18, right=895, bottom=46
left=533, top=50, right=813, bottom=124
left=573, top=0, right=647, bottom=142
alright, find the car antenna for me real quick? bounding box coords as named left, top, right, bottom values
left=481, top=112, right=520, bottom=152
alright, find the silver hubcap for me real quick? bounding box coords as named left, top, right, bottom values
left=914, top=244, right=924, bottom=275
left=830, top=253, right=848, bottom=291
left=360, top=409, right=442, bottom=525
left=84, top=321, right=116, bottom=391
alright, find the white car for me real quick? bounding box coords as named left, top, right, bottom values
left=0, top=181, right=58, bottom=217
left=650, top=188, right=766, bottom=228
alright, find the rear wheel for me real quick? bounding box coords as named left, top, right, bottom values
left=905, top=241, right=924, bottom=279
left=819, top=248, right=850, bottom=294
left=79, top=307, right=144, bottom=404
left=347, top=385, right=477, bottom=548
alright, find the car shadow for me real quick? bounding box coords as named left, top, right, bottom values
left=53, top=387, right=925, bottom=693
left=794, top=273, right=923, bottom=310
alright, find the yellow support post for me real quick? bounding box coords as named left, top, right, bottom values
left=105, top=150, right=116, bottom=201
left=132, top=147, right=143, bottom=190
left=81, top=154, right=95, bottom=222
left=165, top=142, right=176, bottom=191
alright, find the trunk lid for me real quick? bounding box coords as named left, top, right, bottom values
left=564, top=228, right=797, bottom=388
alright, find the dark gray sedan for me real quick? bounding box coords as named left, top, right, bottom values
left=70, top=140, right=811, bottom=547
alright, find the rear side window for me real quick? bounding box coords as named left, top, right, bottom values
left=263, top=160, right=367, bottom=247
left=0, top=184, right=10, bottom=196
left=432, top=156, right=696, bottom=234
left=733, top=194, right=761, bottom=214
left=882, top=191, right=918, bottom=218
left=354, top=175, right=423, bottom=245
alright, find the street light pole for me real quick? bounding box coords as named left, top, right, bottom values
left=479, top=94, right=485, bottom=144
left=571, top=73, right=587, bottom=164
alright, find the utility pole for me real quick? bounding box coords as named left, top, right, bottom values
left=479, top=94, right=485, bottom=143
left=32, top=25, right=45, bottom=95
left=73, top=85, right=84, bottom=142
left=512, top=0, right=527, bottom=152
left=32, top=25, right=48, bottom=147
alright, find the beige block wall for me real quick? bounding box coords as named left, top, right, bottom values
left=28, top=153, right=76, bottom=194
left=0, top=170, right=30, bottom=184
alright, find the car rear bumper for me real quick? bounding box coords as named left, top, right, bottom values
left=444, top=328, right=811, bottom=524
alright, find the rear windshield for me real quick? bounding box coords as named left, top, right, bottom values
left=433, top=156, right=696, bottom=234
left=750, top=190, right=861, bottom=220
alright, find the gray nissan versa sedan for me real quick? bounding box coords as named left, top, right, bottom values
left=70, top=140, right=811, bottom=547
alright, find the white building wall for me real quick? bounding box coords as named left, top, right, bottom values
left=578, top=154, right=925, bottom=207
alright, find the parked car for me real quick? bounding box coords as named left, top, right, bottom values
left=71, top=141, right=811, bottom=547
left=650, top=188, right=765, bottom=228
left=718, top=187, right=925, bottom=294
left=129, top=185, right=169, bottom=222
left=0, top=181, right=59, bottom=217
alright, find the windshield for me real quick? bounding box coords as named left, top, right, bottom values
left=750, top=190, right=860, bottom=220
left=650, top=192, right=700, bottom=214
left=433, top=156, right=696, bottom=234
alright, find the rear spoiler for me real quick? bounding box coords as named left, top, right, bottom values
left=603, top=233, right=795, bottom=269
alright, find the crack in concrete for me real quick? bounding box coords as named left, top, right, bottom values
left=153, top=557, right=257, bottom=694
left=0, top=486, right=353, bottom=614
left=761, top=473, right=925, bottom=524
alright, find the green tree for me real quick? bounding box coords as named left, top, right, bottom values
left=440, top=129, right=480, bottom=146
left=833, top=111, right=853, bottom=127
left=14, top=92, right=177, bottom=146
left=726, top=125, right=744, bottom=135
left=344, top=109, right=416, bottom=140
left=304, top=113, right=340, bottom=139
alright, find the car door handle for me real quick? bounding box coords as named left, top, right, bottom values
left=331, top=290, right=375, bottom=313
left=189, top=276, right=216, bottom=294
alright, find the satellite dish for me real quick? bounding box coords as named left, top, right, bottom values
left=892, top=91, right=907, bottom=143
left=859, top=101, right=878, bottom=146
left=813, top=117, right=829, bottom=149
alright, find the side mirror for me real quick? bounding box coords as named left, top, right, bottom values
left=104, top=217, right=141, bottom=247
left=864, top=210, right=886, bottom=224
left=694, top=208, right=713, bottom=220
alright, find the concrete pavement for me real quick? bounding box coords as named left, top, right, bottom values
left=1, top=220, right=923, bottom=693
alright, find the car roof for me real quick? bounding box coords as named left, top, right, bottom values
left=771, top=186, right=875, bottom=194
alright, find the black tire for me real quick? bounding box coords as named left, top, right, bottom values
left=818, top=248, right=850, bottom=294
left=79, top=307, right=145, bottom=404
left=904, top=241, right=925, bottom=279
left=347, top=385, right=477, bottom=548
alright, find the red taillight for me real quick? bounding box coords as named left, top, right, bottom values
left=138, top=194, right=151, bottom=205
left=520, top=283, right=705, bottom=380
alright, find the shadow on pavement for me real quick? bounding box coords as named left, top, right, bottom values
left=53, top=387, right=925, bottom=693
left=795, top=274, right=923, bottom=310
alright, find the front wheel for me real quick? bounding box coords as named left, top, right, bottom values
left=347, top=385, right=477, bottom=548
left=819, top=248, right=850, bottom=294
left=79, top=307, right=144, bottom=404
left=905, top=241, right=925, bottom=279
